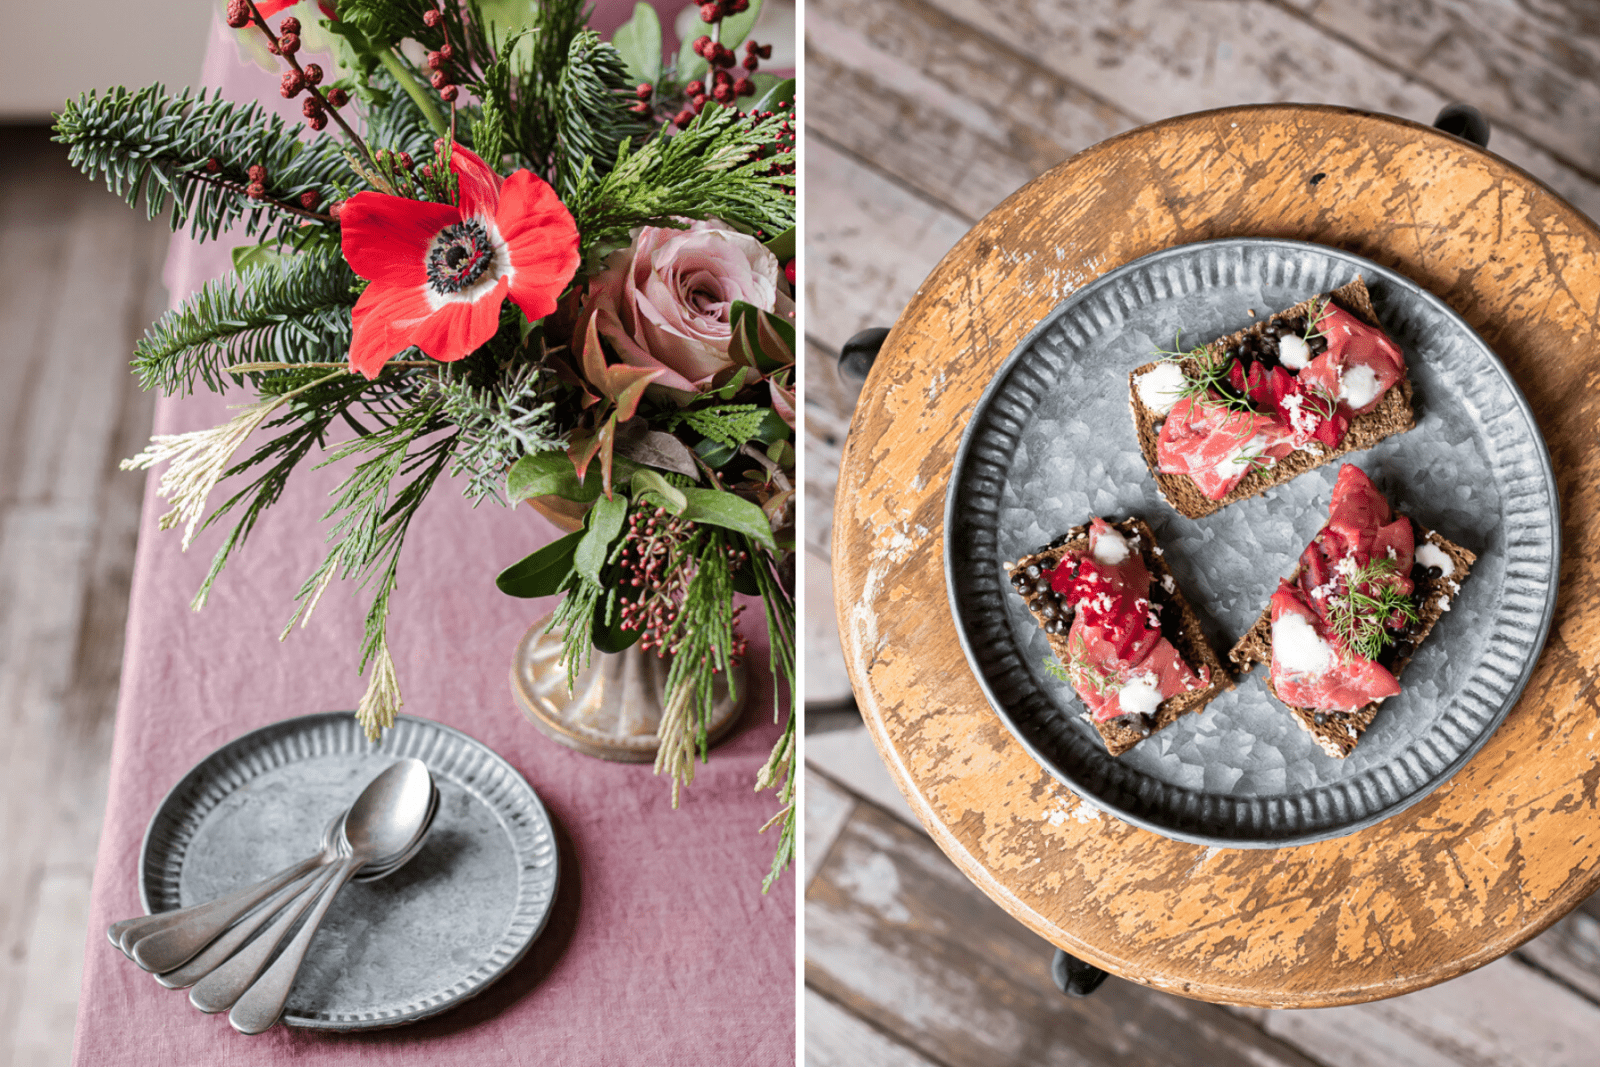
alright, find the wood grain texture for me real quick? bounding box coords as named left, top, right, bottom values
left=808, top=801, right=1336, bottom=1067
left=0, top=127, right=164, bottom=1067
left=831, top=104, right=1600, bottom=1007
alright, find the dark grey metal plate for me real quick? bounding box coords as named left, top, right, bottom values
left=945, top=238, right=1559, bottom=847
left=138, top=713, right=558, bottom=1029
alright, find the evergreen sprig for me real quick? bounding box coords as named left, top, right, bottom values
left=568, top=104, right=796, bottom=264
left=133, top=250, right=358, bottom=394
left=55, top=85, right=350, bottom=243
left=554, top=31, right=651, bottom=199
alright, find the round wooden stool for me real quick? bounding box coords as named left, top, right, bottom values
left=831, top=103, right=1600, bottom=1008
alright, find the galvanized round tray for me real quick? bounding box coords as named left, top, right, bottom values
left=945, top=238, right=1560, bottom=847
left=138, top=712, right=559, bottom=1029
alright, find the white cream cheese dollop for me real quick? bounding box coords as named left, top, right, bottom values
left=1272, top=612, right=1335, bottom=676
left=1091, top=526, right=1130, bottom=565
left=1278, top=334, right=1312, bottom=370
left=1338, top=363, right=1382, bottom=409
left=1135, top=363, right=1186, bottom=416
left=1415, top=541, right=1454, bottom=578
left=1116, top=672, right=1163, bottom=717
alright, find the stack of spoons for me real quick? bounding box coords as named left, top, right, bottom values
left=108, top=758, right=438, bottom=1034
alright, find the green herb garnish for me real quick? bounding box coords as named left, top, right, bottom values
left=1323, top=556, right=1420, bottom=661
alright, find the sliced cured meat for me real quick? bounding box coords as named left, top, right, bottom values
left=1155, top=396, right=1295, bottom=501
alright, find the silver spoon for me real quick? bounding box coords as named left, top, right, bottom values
left=157, top=784, right=438, bottom=991
left=228, top=759, right=435, bottom=1034
left=111, top=817, right=340, bottom=962
left=149, top=816, right=344, bottom=989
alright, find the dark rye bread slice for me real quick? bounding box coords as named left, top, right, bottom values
left=1007, top=518, right=1233, bottom=756
left=1228, top=524, right=1476, bottom=758
left=1129, top=277, right=1417, bottom=520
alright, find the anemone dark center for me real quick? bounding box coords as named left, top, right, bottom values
left=426, top=218, right=494, bottom=293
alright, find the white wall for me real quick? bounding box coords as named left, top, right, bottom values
left=1, top=0, right=210, bottom=119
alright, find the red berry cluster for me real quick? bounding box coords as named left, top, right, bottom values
left=675, top=31, right=773, bottom=128
left=631, top=82, right=654, bottom=118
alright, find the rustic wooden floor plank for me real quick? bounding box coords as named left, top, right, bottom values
left=804, top=769, right=857, bottom=889
left=807, top=988, right=948, bottom=1067
left=0, top=127, right=165, bottom=1067
left=1261, top=954, right=1600, bottom=1067
left=806, top=731, right=922, bottom=834
left=814, top=0, right=1600, bottom=226
left=1307, top=0, right=1600, bottom=186
left=1515, top=908, right=1600, bottom=1004
left=807, top=802, right=1331, bottom=1067
left=803, top=138, right=970, bottom=355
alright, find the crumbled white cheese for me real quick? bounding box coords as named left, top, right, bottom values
left=1091, top=527, right=1130, bottom=565
left=1339, top=363, right=1382, bottom=409
left=1152, top=545, right=1165, bottom=556
left=1281, top=392, right=1322, bottom=438
left=1117, top=672, right=1163, bottom=717
left=1416, top=541, right=1454, bottom=578
left=1134, top=363, right=1186, bottom=416
left=1436, top=596, right=1451, bottom=612
left=1272, top=612, right=1335, bottom=675
left=1278, top=333, right=1312, bottom=370
left=1160, top=573, right=1176, bottom=593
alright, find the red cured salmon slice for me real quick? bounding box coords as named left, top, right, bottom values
left=1271, top=466, right=1410, bottom=711
left=1296, top=305, right=1406, bottom=418
left=1155, top=395, right=1295, bottom=500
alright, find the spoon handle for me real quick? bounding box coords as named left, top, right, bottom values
left=152, top=866, right=323, bottom=989
left=229, top=854, right=365, bottom=1034
left=188, top=862, right=343, bottom=1014
left=115, top=850, right=324, bottom=967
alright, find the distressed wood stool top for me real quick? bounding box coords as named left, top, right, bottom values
left=831, top=104, right=1600, bottom=1008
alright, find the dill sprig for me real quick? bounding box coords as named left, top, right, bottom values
left=1323, top=556, right=1419, bottom=662
left=1152, top=333, right=1255, bottom=414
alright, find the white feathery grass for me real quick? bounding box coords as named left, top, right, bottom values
left=356, top=635, right=403, bottom=740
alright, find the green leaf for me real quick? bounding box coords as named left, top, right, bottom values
left=716, top=0, right=763, bottom=51
left=506, top=450, right=603, bottom=504
left=752, top=407, right=791, bottom=445
left=729, top=301, right=795, bottom=374
left=631, top=468, right=688, bottom=513
left=694, top=436, right=739, bottom=468
left=750, top=76, right=794, bottom=114
left=736, top=72, right=780, bottom=107
left=592, top=582, right=644, bottom=654
left=675, top=27, right=708, bottom=85
left=763, top=224, right=795, bottom=261
left=495, top=530, right=584, bottom=598
left=575, top=492, right=629, bottom=581
left=231, top=242, right=285, bottom=274
left=680, top=488, right=776, bottom=551
left=610, top=2, right=662, bottom=88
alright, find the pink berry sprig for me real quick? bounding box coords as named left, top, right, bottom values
left=226, top=0, right=371, bottom=159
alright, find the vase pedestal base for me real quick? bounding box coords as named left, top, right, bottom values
left=510, top=612, right=744, bottom=762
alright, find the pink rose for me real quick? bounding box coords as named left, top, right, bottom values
left=584, top=219, right=794, bottom=393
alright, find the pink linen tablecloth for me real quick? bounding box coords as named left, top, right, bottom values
left=70, top=8, right=795, bottom=1064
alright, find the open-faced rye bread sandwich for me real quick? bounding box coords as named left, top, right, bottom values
left=1007, top=518, right=1232, bottom=756
left=1229, top=465, right=1475, bottom=758
left=1129, top=277, right=1416, bottom=520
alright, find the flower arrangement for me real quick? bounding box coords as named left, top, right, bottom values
left=55, top=0, right=796, bottom=887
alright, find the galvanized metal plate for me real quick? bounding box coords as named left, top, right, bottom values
left=945, top=238, right=1560, bottom=847
left=138, top=713, right=558, bottom=1029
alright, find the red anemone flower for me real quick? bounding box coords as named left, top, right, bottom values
left=255, top=0, right=339, bottom=19
left=339, top=144, right=580, bottom=379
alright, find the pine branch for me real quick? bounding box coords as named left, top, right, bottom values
left=567, top=105, right=796, bottom=265
left=554, top=31, right=651, bottom=199
left=437, top=362, right=565, bottom=504
left=54, top=85, right=351, bottom=243
left=510, top=0, right=589, bottom=173
left=133, top=249, right=359, bottom=395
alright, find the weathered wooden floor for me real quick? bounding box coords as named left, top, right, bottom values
left=803, top=0, right=1600, bottom=1063
left=0, top=125, right=165, bottom=1067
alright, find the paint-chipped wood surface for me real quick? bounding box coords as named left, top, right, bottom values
left=830, top=104, right=1600, bottom=1007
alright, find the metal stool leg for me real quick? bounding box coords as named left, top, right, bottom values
left=1051, top=948, right=1109, bottom=998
